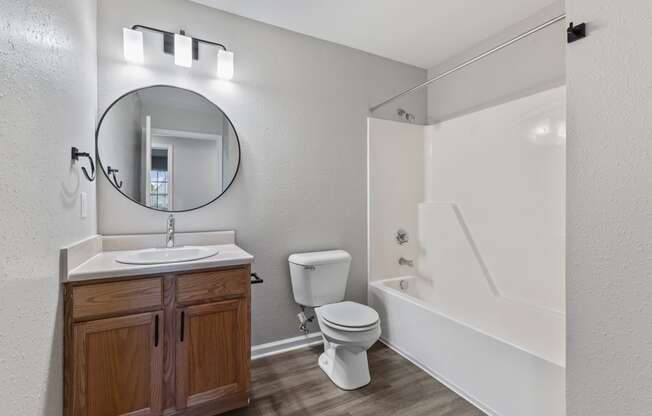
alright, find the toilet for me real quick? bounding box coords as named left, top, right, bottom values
left=289, top=250, right=381, bottom=390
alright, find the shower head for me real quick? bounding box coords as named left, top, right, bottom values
left=397, top=108, right=415, bottom=123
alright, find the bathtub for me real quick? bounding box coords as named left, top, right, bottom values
left=369, top=276, right=565, bottom=416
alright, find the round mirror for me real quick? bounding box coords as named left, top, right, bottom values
left=97, top=85, right=240, bottom=212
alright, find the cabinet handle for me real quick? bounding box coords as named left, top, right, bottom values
left=154, top=314, right=160, bottom=347
left=180, top=310, right=185, bottom=342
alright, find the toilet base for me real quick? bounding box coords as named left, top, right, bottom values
left=318, top=344, right=371, bottom=390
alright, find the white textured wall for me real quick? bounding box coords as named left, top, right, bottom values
left=566, top=1, right=652, bottom=414
left=97, top=0, right=426, bottom=344
left=427, top=1, right=565, bottom=122
left=0, top=1, right=97, bottom=415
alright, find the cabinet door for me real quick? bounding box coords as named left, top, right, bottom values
left=72, top=311, right=163, bottom=416
left=176, top=299, right=249, bottom=409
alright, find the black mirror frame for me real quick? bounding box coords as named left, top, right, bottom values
left=95, top=84, right=242, bottom=213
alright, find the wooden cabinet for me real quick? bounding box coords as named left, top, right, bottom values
left=176, top=299, right=249, bottom=409
left=71, top=312, right=163, bottom=416
left=64, top=266, right=251, bottom=416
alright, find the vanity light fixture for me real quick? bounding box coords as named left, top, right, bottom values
left=124, top=25, right=235, bottom=79
left=122, top=28, right=144, bottom=64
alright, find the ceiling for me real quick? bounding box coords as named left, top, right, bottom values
left=190, top=0, right=558, bottom=69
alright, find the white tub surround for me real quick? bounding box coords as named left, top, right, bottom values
left=60, top=231, right=253, bottom=282
left=367, top=118, right=424, bottom=282
left=367, top=87, right=566, bottom=416
left=370, top=277, right=565, bottom=416
left=424, top=86, right=566, bottom=314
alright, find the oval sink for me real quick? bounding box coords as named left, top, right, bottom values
left=115, top=246, right=219, bottom=265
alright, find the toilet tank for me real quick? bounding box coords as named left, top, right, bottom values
left=288, top=250, right=352, bottom=307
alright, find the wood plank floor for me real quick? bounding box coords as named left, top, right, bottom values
left=225, top=343, right=486, bottom=416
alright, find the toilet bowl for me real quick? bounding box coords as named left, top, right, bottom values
left=288, top=250, right=381, bottom=390
left=315, top=301, right=381, bottom=390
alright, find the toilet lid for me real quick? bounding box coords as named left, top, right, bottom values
left=320, top=301, right=379, bottom=328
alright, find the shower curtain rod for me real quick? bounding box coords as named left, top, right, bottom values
left=369, top=14, right=567, bottom=112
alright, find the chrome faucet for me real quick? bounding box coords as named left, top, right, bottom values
left=166, top=214, right=175, bottom=248
left=398, top=257, right=414, bottom=267
left=396, top=229, right=409, bottom=245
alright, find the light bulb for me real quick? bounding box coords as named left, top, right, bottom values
left=217, top=50, right=234, bottom=80
left=123, top=28, right=144, bottom=64
left=174, top=33, right=193, bottom=68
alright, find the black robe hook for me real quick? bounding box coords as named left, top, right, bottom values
left=107, top=166, right=123, bottom=189
left=71, top=147, right=96, bottom=182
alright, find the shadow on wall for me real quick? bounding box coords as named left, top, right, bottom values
left=42, top=294, right=65, bottom=415
left=60, top=167, right=82, bottom=212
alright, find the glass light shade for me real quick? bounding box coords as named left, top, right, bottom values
left=174, top=33, right=193, bottom=68
left=123, top=28, right=144, bottom=63
left=217, top=50, right=234, bottom=80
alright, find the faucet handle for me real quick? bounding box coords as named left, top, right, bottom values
left=396, top=229, right=409, bottom=245
left=398, top=257, right=414, bottom=267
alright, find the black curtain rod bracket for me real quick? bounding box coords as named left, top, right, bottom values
left=131, top=24, right=227, bottom=61
left=567, top=22, right=587, bottom=43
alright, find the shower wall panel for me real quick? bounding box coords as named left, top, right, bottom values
left=367, top=118, right=425, bottom=282
left=424, top=86, right=566, bottom=314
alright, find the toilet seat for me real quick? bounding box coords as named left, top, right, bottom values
left=321, top=319, right=379, bottom=332
left=319, top=301, right=379, bottom=331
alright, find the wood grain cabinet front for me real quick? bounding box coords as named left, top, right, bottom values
left=64, top=265, right=251, bottom=416
left=70, top=311, right=163, bottom=416
left=175, top=299, right=250, bottom=409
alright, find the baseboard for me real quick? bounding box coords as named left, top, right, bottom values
left=379, top=338, right=501, bottom=416
left=251, top=332, right=323, bottom=360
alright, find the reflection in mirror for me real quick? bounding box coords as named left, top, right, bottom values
left=97, top=86, right=240, bottom=211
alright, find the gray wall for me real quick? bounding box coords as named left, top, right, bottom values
left=147, top=103, right=224, bottom=135
left=0, top=1, right=97, bottom=415
left=427, top=1, right=565, bottom=122
left=222, top=117, right=238, bottom=189
left=146, top=99, right=225, bottom=210
left=566, top=1, right=652, bottom=414
left=151, top=135, right=222, bottom=209
left=97, top=0, right=426, bottom=345
left=98, top=93, right=143, bottom=199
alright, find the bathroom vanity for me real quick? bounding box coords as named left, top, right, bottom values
left=61, top=233, right=254, bottom=416
left=61, top=84, right=254, bottom=415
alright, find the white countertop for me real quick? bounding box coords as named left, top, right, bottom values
left=66, top=244, right=254, bottom=282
